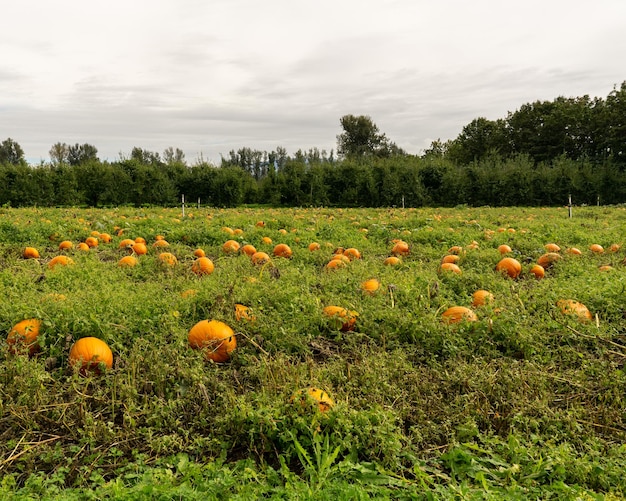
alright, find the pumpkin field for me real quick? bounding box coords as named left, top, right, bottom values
left=1, top=205, right=625, bottom=499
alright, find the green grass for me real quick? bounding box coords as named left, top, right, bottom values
left=0, top=205, right=625, bottom=499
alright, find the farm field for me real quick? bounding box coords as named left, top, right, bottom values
left=1, top=205, right=625, bottom=500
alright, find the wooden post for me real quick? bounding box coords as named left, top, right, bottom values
left=568, top=194, right=572, bottom=218
left=197, top=197, right=200, bottom=209
left=402, top=195, right=405, bottom=209
left=182, top=194, right=185, bottom=218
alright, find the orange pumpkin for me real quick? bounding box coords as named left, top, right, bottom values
left=557, top=299, right=592, bottom=322
left=77, top=242, right=90, bottom=252
left=343, top=248, right=361, bottom=260
left=325, top=259, right=346, bottom=270
left=495, top=257, right=522, bottom=278
left=544, top=243, right=560, bottom=252
left=273, top=243, right=293, bottom=258
left=383, top=256, right=401, bottom=266
left=23, top=247, right=40, bottom=259
left=497, top=244, right=512, bottom=255
left=537, top=252, right=560, bottom=269
left=58, top=240, right=74, bottom=251
left=609, top=243, right=621, bottom=253
left=188, top=320, right=236, bottom=363
left=118, top=255, right=138, bottom=267
left=119, top=238, right=135, bottom=249
left=447, top=245, right=463, bottom=255
left=99, top=233, right=112, bottom=243
left=235, top=304, right=256, bottom=322
left=85, top=237, right=98, bottom=248
left=132, top=242, right=148, bottom=255
left=192, top=257, right=215, bottom=275
left=566, top=247, right=582, bottom=256
left=158, top=252, right=177, bottom=266
left=7, top=319, right=41, bottom=355
left=69, top=337, right=113, bottom=374
left=134, top=237, right=146, bottom=244
left=323, top=306, right=358, bottom=332
left=442, top=306, right=478, bottom=323
left=241, top=244, right=257, bottom=257
left=308, top=242, right=321, bottom=252
left=222, top=240, right=241, bottom=254
left=441, top=254, right=460, bottom=264
left=440, top=262, right=462, bottom=275
left=153, top=239, right=169, bottom=248
left=251, top=251, right=271, bottom=265
left=361, top=278, right=381, bottom=295
left=529, top=264, right=545, bottom=279
left=291, top=387, right=334, bottom=413
left=471, top=290, right=494, bottom=308
left=193, top=248, right=206, bottom=258
left=261, top=237, right=273, bottom=245
left=48, top=255, right=74, bottom=269
left=391, top=241, right=410, bottom=257
left=589, top=244, right=604, bottom=254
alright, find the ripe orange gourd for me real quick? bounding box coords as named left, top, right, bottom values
left=471, top=290, right=494, bottom=308
left=222, top=240, right=241, bottom=254
left=391, top=241, right=410, bottom=257
left=77, top=242, right=90, bottom=252
left=495, top=257, right=522, bottom=278
left=323, top=306, right=358, bottom=331
left=153, top=239, right=169, bottom=248
left=23, top=247, right=40, bottom=259
left=58, top=240, right=74, bottom=251
left=48, top=255, right=74, bottom=269
left=119, top=238, right=135, bottom=249
left=99, top=233, right=112, bottom=243
left=261, top=237, right=272, bottom=245
left=193, top=248, right=206, bottom=258
left=192, top=257, right=215, bottom=275
left=308, top=242, right=321, bottom=252
left=361, top=278, right=380, bottom=295
left=448, top=245, right=463, bottom=255
left=557, top=299, right=592, bottom=322
left=537, top=252, right=560, bottom=269
left=343, top=248, right=361, bottom=260
left=609, top=243, right=621, bottom=253
left=291, top=387, right=334, bottom=413
left=188, top=320, right=236, bottom=363
left=241, top=244, right=257, bottom=257
left=440, top=262, right=462, bottom=275
left=497, top=244, right=512, bottom=255
left=441, top=254, right=460, bottom=264
left=251, top=252, right=271, bottom=265
left=529, top=264, right=545, bottom=279
left=7, top=319, right=41, bottom=355
left=235, top=304, right=256, bottom=322
left=325, top=259, right=346, bottom=270
left=384, top=256, right=401, bottom=266
left=85, top=237, right=98, bottom=248
left=589, top=244, right=604, bottom=254
left=132, top=242, right=148, bottom=255
left=566, top=247, right=582, bottom=256
left=69, top=337, right=113, bottom=374
left=134, top=237, right=146, bottom=244
left=273, top=243, right=293, bottom=258
left=544, top=243, right=560, bottom=252
left=442, top=306, right=478, bottom=323
left=118, top=255, right=138, bottom=267
left=158, top=252, right=177, bottom=266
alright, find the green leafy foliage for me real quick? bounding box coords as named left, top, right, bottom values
left=0, top=206, right=625, bottom=498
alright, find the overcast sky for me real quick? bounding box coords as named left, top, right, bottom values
left=2, top=0, right=625, bottom=164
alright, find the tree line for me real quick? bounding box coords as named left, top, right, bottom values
left=1, top=82, right=625, bottom=208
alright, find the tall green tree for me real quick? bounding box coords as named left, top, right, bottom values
left=336, top=115, right=404, bottom=160
left=0, top=138, right=25, bottom=166
left=68, top=143, right=99, bottom=166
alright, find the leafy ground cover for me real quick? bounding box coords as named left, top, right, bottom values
left=0, top=205, right=625, bottom=499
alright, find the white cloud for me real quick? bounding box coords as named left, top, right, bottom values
left=1, top=0, right=625, bottom=163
